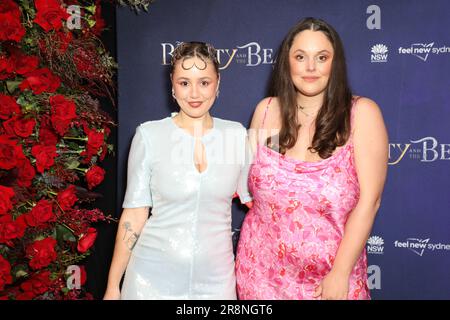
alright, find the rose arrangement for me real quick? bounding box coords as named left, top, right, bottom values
left=0, top=0, right=120, bottom=300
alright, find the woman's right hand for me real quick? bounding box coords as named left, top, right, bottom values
left=103, top=287, right=121, bottom=300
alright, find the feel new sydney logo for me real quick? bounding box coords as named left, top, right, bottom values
left=398, top=42, right=450, bottom=62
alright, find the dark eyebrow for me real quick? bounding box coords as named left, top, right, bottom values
left=293, top=49, right=332, bottom=54
left=175, top=77, right=213, bottom=81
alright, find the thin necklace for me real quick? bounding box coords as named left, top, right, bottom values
left=297, top=104, right=314, bottom=117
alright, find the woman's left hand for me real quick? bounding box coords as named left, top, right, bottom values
left=313, top=270, right=349, bottom=300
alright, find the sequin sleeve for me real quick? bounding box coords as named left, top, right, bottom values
left=122, top=125, right=153, bottom=208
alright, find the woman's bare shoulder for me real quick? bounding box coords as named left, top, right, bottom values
left=353, top=96, right=384, bottom=125
left=250, top=96, right=281, bottom=130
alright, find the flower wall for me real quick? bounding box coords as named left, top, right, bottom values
left=0, top=0, right=119, bottom=300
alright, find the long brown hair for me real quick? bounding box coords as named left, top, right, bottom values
left=268, top=17, right=353, bottom=158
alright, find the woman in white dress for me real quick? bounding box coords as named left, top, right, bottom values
left=103, top=42, right=252, bottom=300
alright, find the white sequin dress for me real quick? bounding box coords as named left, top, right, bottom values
left=120, top=115, right=252, bottom=300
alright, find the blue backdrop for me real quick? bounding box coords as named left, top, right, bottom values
left=116, top=0, right=450, bottom=299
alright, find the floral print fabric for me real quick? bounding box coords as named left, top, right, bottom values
left=236, top=120, right=370, bottom=300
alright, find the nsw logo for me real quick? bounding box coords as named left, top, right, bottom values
left=370, top=44, right=388, bottom=63
left=367, top=235, right=384, bottom=254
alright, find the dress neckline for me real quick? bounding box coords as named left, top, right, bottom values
left=259, top=142, right=352, bottom=167
left=168, top=113, right=216, bottom=139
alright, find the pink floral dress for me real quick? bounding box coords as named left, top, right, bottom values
left=236, top=98, right=370, bottom=300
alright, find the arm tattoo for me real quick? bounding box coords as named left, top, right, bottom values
left=122, top=221, right=140, bottom=251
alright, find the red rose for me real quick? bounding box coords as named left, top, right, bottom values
left=50, top=95, right=77, bottom=136
left=0, top=215, right=16, bottom=244
left=38, top=125, right=58, bottom=146
left=0, top=56, right=14, bottom=80
left=20, top=271, right=52, bottom=296
left=31, top=144, right=57, bottom=173
left=13, top=117, right=36, bottom=138
left=16, top=291, right=35, bottom=300
left=0, top=214, right=26, bottom=244
left=85, top=165, right=105, bottom=190
left=19, top=68, right=61, bottom=95
left=86, top=128, right=104, bottom=150
left=13, top=214, right=27, bottom=238
left=17, top=157, right=36, bottom=188
left=0, top=94, right=21, bottom=120
left=0, top=254, right=13, bottom=291
left=0, top=134, right=22, bottom=170
left=57, top=185, right=78, bottom=211
left=91, top=0, right=106, bottom=36
left=34, top=0, right=70, bottom=33
left=2, top=116, right=16, bottom=135
left=26, top=237, right=57, bottom=270
left=77, top=227, right=97, bottom=253
left=0, top=0, right=26, bottom=42
left=0, top=185, right=15, bottom=216
left=11, top=52, right=40, bottom=75
left=39, top=127, right=58, bottom=145
left=83, top=127, right=105, bottom=160
left=25, top=199, right=55, bottom=227
left=0, top=0, right=21, bottom=19
left=0, top=15, right=22, bottom=39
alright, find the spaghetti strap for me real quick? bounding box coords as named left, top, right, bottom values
left=261, top=97, right=273, bottom=129
left=349, top=96, right=361, bottom=141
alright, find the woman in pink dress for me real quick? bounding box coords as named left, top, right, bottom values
left=236, top=17, right=388, bottom=300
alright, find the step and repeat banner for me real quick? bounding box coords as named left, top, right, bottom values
left=116, top=0, right=450, bottom=299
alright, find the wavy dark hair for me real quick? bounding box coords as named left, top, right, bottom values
left=268, top=17, right=353, bottom=158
